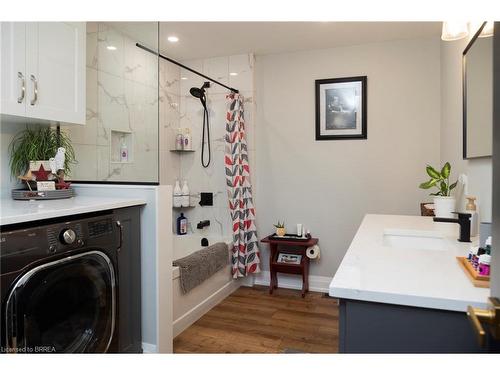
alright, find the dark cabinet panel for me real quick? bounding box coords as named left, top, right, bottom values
left=114, top=206, right=142, bottom=353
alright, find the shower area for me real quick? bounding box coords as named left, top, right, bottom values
left=157, top=27, right=258, bottom=336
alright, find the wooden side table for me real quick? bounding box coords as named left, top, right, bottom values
left=261, top=235, right=318, bottom=298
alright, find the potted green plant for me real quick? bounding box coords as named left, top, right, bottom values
left=9, top=127, right=76, bottom=179
left=273, top=221, right=286, bottom=237
left=419, top=162, right=458, bottom=218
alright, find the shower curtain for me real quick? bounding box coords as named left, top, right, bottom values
left=225, top=93, right=261, bottom=278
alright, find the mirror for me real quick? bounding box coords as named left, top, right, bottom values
left=463, top=22, right=493, bottom=159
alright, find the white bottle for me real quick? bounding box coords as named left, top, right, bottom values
left=173, top=180, right=182, bottom=208
left=183, top=128, right=192, bottom=150
left=175, top=128, right=184, bottom=150
left=120, top=138, right=129, bottom=162
left=465, top=196, right=479, bottom=237
left=181, top=180, right=190, bottom=207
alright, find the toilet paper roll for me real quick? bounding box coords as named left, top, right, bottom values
left=306, top=245, right=320, bottom=260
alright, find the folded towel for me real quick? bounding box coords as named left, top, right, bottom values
left=173, top=242, right=229, bottom=294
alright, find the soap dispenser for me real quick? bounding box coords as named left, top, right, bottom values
left=465, top=196, right=478, bottom=237
left=181, top=180, right=190, bottom=208
left=173, top=180, right=182, bottom=208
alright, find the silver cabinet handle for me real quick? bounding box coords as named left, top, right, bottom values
left=30, top=74, right=38, bottom=105
left=116, top=221, right=123, bottom=252
left=17, top=72, right=25, bottom=103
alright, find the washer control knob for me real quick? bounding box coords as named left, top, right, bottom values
left=48, top=245, right=57, bottom=253
left=77, top=239, right=84, bottom=247
left=60, top=229, right=76, bottom=245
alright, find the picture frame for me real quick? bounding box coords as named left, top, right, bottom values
left=315, top=76, right=367, bottom=140
left=277, top=253, right=302, bottom=265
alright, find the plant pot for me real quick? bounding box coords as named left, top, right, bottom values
left=433, top=196, right=456, bottom=218
left=276, top=227, right=286, bottom=237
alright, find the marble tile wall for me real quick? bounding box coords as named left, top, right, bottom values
left=160, top=53, right=256, bottom=237
left=63, top=22, right=159, bottom=183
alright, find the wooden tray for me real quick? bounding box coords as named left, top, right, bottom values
left=456, top=256, right=490, bottom=288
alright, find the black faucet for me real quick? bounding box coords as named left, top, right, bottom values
left=197, top=220, right=210, bottom=229
left=433, top=212, right=472, bottom=242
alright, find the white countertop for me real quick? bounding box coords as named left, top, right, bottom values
left=329, top=214, right=490, bottom=312
left=0, top=196, right=146, bottom=226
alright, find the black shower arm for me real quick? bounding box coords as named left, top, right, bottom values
left=135, top=43, right=239, bottom=94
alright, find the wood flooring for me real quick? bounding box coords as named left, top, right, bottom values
left=173, top=286, right=339, bottom=353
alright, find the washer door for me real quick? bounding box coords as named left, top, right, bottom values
left=5, top=251, right=116, bottom=353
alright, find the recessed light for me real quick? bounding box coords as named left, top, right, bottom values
left=107, top=45, right=117, bottom=51
left=229, top=72, right=238, bottom=76
left=181, top=77, right=188, bottom=80
left=167, top=36, right=179, bottom=43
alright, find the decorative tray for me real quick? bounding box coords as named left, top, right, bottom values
left=268, top=233, right=311, bottom=241
left=456, top=256, right=490, bottom=288
left=12, top=188, right=74, bottom=200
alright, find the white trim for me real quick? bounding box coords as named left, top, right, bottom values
left=173, top=279, right=241, bottom=338
left=141, top=342, right=157, bottom=353
left=251, top=272, right=332, bottom=293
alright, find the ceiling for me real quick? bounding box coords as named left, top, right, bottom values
left=158, top=22, right=442, bottom=60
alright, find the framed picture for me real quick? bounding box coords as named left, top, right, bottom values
left=315, top=76, right=367, bottom=140
left=277, top=253, right=302, bottom=265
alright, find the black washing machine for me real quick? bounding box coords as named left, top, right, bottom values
left=0, top=209, right=142, bottom=353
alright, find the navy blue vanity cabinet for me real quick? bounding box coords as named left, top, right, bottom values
left=338, top=299, right=500, bottom=353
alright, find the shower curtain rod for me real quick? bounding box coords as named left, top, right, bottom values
left=135, top=43, right=239, bottom=94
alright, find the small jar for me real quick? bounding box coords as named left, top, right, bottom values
left=470, top=247, right=480, bottom=269
left=468, top=246, right=479, bottom=262
left=478, top=254, right=491, bottom=276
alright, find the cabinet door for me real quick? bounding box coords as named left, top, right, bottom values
left=114, top=206, right=142, bottom=353
left=26, top=22, right=86, bottom=125
left=0, top=22, right=27, bottom=117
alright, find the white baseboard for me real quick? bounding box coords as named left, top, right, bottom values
left=173, top=279, right=241, bottom=338
left=250, top=272, right=332, bottom=293
left=141, top=342, right=157, bottom=353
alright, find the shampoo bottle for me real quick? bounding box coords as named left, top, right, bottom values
left=175, top=128, right=184, bottom=150
left=465, top=196, right=478, bottom=237
left=177, top=213, right=188, bottom=235
left=173, top=180, right=182, bottom=208
left=183, top=128, right=192, bottom=151
left=181, top=180, right=190, bottom=207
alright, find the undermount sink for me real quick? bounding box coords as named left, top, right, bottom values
left=382, top=229, right=447, bottom=251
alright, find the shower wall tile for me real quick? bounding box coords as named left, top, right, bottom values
left=97, top=23, right=126, bottom=78
left=180, top=60, right=204, bottom=94
left=69, top=144, right=98, bottom=180
left=160, top=60, right=181, bottom=96
left=202, top=56, right=229, bottom=94
left=86, top=23, right=98, bottom=70
left=229, top=54, right=254, bottom=92
left=159, top=59, right=182, bottom=186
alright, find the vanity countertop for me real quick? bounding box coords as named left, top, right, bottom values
left=329, top=214, right=489, bottom=312
left=0, top=196, right=146, bottom=226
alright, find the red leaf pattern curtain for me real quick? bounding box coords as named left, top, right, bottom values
left=225, top=93, right=261, bottom=278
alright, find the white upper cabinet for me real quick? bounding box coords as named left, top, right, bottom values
left=1, top=22, right=86, bottom=125
left=0, top=22, right=27, bottom=117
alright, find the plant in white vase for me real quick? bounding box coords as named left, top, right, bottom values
left=419, top=162, right=458, bottom=218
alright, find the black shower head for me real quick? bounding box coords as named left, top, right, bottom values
left=189, top=87, right=205, bottom=99
left=190, top=81, right=211, bottom=99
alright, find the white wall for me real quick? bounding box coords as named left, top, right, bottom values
left=440, top=38, right=493, bottom=222
left=255, top=38, right=442, bottom=277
